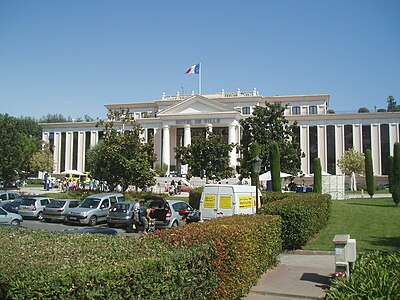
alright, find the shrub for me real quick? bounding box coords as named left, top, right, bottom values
left=0, top=226, right=216, bottom=300
left=260, top=193, right=331, bottom=250
left=313, top=157, right=322, bottom=194
left=365, top=149, right=375, bottom=198
left=188, top=187, right=203, bottom=209
left=153, top=214, right=282, bottom=299
left=270, top=142, right=281, bottom=192
left=327, top=251, right=400, bottom=299
left=392, top=143, right=400, bottom=207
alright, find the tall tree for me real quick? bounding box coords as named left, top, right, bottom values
left=175, top=131, right=235, bottom=181
left=392, top=143, right=400, bottom=207
left=313, top=157, right=322, bottom=194
left=239, top=102, right=303, bottom=179
left=270, top=142, right=281, bottom=192
left=364, top=149, right=375, bottom=198
left=86, top=117, right=156, bottom=191
left=337, top=148, right=365, bottom=175
left=39, top=114, right=68, bottom=123
left=388, top=156, right=394, bottom=194
left=250, top=142, right=260, bottom=186
left=30, top=142, right=54, bottom=174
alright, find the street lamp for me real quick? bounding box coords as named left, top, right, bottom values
left=252, top=155, right=262, bottom=214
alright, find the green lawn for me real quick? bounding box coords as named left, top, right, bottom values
left=304, top=197, right=400, bottom=252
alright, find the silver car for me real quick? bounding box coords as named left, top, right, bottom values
left=18, top=196, right=52, bottom=220
left=43, top=199, right=81, bottom=222
left=0, top=207, right=23, bottom=226
left=107, top=201, right=137, bottom=227
left=67, top=193, right=125, bottom=226
left=0, top=191, right=20, bottom=207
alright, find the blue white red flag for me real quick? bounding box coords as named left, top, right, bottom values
left=185, top=63, right=200, bottom=74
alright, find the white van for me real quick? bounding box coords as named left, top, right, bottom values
left=199, top=184, right=262, bottom=220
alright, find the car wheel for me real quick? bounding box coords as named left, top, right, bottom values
left=171, top=220, right=178, bottom=228
left=11, top=219, right=20, bottom=226
left=89, top=216, right=97, bottom=226
left=37, top=211, right=44, bottom=221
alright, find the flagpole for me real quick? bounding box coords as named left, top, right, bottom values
left=199, top=62, right=202, bottom=95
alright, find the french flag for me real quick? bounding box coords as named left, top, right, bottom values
left=185, top=63, right=200, bottom=74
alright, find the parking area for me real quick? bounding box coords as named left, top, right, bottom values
left=21, top=219, right=140, bottom=237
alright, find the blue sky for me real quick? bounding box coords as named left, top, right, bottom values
left=1, top=0, right=399, bottom=120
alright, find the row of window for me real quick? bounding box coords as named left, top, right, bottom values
left=291, top=106, right=318, bottom=115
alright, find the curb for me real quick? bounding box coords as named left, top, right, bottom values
left=283, top=249, right=335, bottom=255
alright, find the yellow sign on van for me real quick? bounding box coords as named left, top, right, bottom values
left=239, top=195, right=252, bottom=209
left=204, top=194, right=216, bottom=209
left=219, top=195, right=232, bottom=209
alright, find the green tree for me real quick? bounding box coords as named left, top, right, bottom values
left=388, top=156, right=394, bottom=194
left=154, top=163, right=168, bottom=177
left=30, top=142, right=54, bottom=173
left=392, top=143, right=400, bottom=207
left=337, top=148, right=365, bottom=175
left=270, top=142, right=281, bottom=192
left=239, top=102, right=303, bottom=179
left=175, top=131, right=235, bottom=181
left=358, top=107, right=370, bottom=113
left=0, top=114, right=39, bottom=187
left=313, top=157, right=322, bottom=194
left=364, top=149, right=375, bottom=198
left=39, top=114, right=68, bottom=123
left=86, top=118, right=156, bottom=191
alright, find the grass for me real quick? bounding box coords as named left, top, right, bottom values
left=304, top=197, right=400, bottom=252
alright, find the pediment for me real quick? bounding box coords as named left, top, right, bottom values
left=158, top=95, right=237, bottom=116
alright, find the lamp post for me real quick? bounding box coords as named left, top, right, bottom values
left=252, top=155, right=262, bottom=214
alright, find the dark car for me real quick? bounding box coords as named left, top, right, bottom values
left=140, top=195, right=195, bottom=229
left=63, top=227, right=117, bottom=235
left=107, top=201, right=137, bottom=228
left=43, top=199, right=81, bottom=222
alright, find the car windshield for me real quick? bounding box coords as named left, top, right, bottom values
left=79, top=198, right=100, bottom=208
left=111, top=203, right=132, bottom=213
left=47, top=200, right=66, bottom=208
left=13, top=197, right=24, bottom=203
left=21, top=198, right=36, bottom=206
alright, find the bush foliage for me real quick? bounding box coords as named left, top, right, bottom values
left=260, top=193, right=331, bottom=250
left=327, top=251, right=400, bottom=299
left=153, top=214, right=282, bottom=299
left=0, top=227, right=216, bottom=300
left=188, top=187, right=203, bottom=209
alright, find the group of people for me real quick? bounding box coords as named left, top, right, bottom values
left=164, top=179, right=183, bottom=195
left=60, top=179, right=109, bottom=193
left=129, top=200, right=155, bottom=234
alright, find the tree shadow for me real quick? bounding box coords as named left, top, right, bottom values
left=368, top=236, right=400, bottom=250
left=300, top=273, right=330, bottom=290
left=348, top=203, right=395, bottom=208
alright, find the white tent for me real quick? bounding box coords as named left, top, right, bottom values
left=259, top=171, right=293, bottom=181
left=61, top=169, right=84, bottom=176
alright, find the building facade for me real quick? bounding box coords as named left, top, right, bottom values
left=41, top=89, right=400, bottom=177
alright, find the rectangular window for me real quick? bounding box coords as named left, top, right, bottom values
left=292, top=106, right=301, bottom=115
left=98, top=131, right=104, bottom=141
left=309, top=106, right=318, bottom=114
left=327, top=125, right=336, bottom=175
left=191, top=128, right=206, bottom=138
left=380, top=124, right=389, bottom=175
left=292, top=126, right=300, bottom=146
left=72, top=132, right=78, bottom=170
left=60, top=132, right=66, bottom=172
left=309, top=126, right=318, bottom=173
left=213, top=127, right=229, bottom=143
left=49, top=132, right=54, bottom=155
left=242, top=107, right=251, bottom=115
left=344, top=125, right=353, bottom=150
left=85, top=132, right=91, bottom=171
left=362, top=125, right=371, bottom=152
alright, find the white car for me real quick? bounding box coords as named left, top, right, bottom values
left=0, top=207, right=23, bottom=226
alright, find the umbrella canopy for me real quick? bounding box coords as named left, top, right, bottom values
left=259, top=171, right=293, bottom=181
left=61, top=170, right=85, bottom=176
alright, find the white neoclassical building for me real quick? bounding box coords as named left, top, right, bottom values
left=41, top=89, right=400, bottom=177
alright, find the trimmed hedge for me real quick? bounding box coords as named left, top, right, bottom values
left=260, top=193, right=331, bottom=250
left=327, top=251, right=400, bottom=299
left=0, top=227, right=216, bottom=300
left=153, top=214, right=282, bottom=299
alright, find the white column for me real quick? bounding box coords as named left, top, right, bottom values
left=162, top=125, right=170, bottom=174
left=184, top=124, right=191, bottom=147
left=228, top=123, right=237, bottom=168
left=371, top=124, right=381, bottom=175
left=65, top=132, right=73, bottom=171
left=42, top=132, right=49, bottom=145
left=353, top=125, right=362, bottom=153
left=54, top=132, right=61, bottom=173
left=90, top=131, right=98, bottom=147
left=318, top=125, right=327, bottom=172
left=77, top=131, right=85, bottom=172
left=300, top=125, right=309, bottom=174
left=389, top=123, right=399, bottom=156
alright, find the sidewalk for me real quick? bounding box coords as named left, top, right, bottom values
left=244, top=252, right=334, bottom=300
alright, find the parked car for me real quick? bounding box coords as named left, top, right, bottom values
left=42, top=199, right=81, bottom=222
left=0, top=191, right=20, bottom=207
left=141, top=195, right=195, bottom=229
left=63, top=227, right=118, bottom=235
left=107, top=201, right=137, bottom=228
left=0, top=207, right=23, bottom=226
left=3, top=195, right=43, bottom=214
left=18, top=196, right=52, bottom=220
left=67, top=193, right=125, bottom=226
